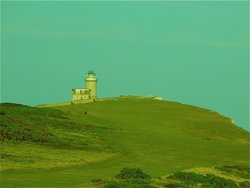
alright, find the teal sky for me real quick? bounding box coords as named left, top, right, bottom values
left=1, top=1, right=249, bottom=131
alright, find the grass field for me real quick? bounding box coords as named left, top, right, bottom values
left=0, top=99, right=249, bottom=187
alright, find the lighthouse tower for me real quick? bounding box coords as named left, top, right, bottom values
left=85, top=70, right=97, bottom=99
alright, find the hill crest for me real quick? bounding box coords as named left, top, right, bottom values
left=0, top=99, right=249, bottom=187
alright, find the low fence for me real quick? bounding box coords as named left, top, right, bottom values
left=37, top=95, right=163, bottom=107
left=37, top=102, right=71, bottom=108
left=95, top=97, right=119, bottom=102
left=119, top=95, right=163, bottom=100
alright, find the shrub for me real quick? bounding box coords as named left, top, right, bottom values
left=168, top=171, right=207, bottom=185
left=115, top=168, right=151, bottom=180
left=100, top=168, right=154, bottom=188
left=221, top=165, right=250, bottom=174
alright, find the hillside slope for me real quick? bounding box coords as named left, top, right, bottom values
left=0, top=99, right=249, bottom=187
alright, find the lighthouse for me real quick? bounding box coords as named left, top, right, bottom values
left=85, top=70, right=97, bottom=99
left=72, top=70, right=97, bottom=104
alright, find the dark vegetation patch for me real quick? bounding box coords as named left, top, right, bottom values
left=115, top=167, right=151, bottom=180
left=0, top=103, right=103, bottom=150
left=0, top=123, right=53, bottom=142
left=167, top=171, right=240, bottom=188
left=216, top=165, right=250, bottom=179
left=202, top=174, right=240, bottom=188
left=0, top=104, right=58, bottom=143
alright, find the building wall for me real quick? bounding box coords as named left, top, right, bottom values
left=72, top=88, right=91, bottom=102
left=71, top=99, right=94, bottom=104
left=72, top=93, right=90, bottom=101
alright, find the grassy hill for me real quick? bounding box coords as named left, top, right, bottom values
left=0, top=99, right=249, bottom=187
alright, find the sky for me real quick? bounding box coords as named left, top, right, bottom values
left=1, top=1, right=249, bottom=131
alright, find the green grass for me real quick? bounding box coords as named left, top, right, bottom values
left=1, top=142, right=117, bottom=171
left=0, top=99, right=249, bottom=187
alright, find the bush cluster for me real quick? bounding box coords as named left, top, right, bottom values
left=216, top=165, right=250, bottom=179
left=203, top=174, right=239, bottom=188
left=115, top=168, right=151, bottom=180
left=168, top=171, right=239, bottom=188
left=91, top=168, right=154, bottom=188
